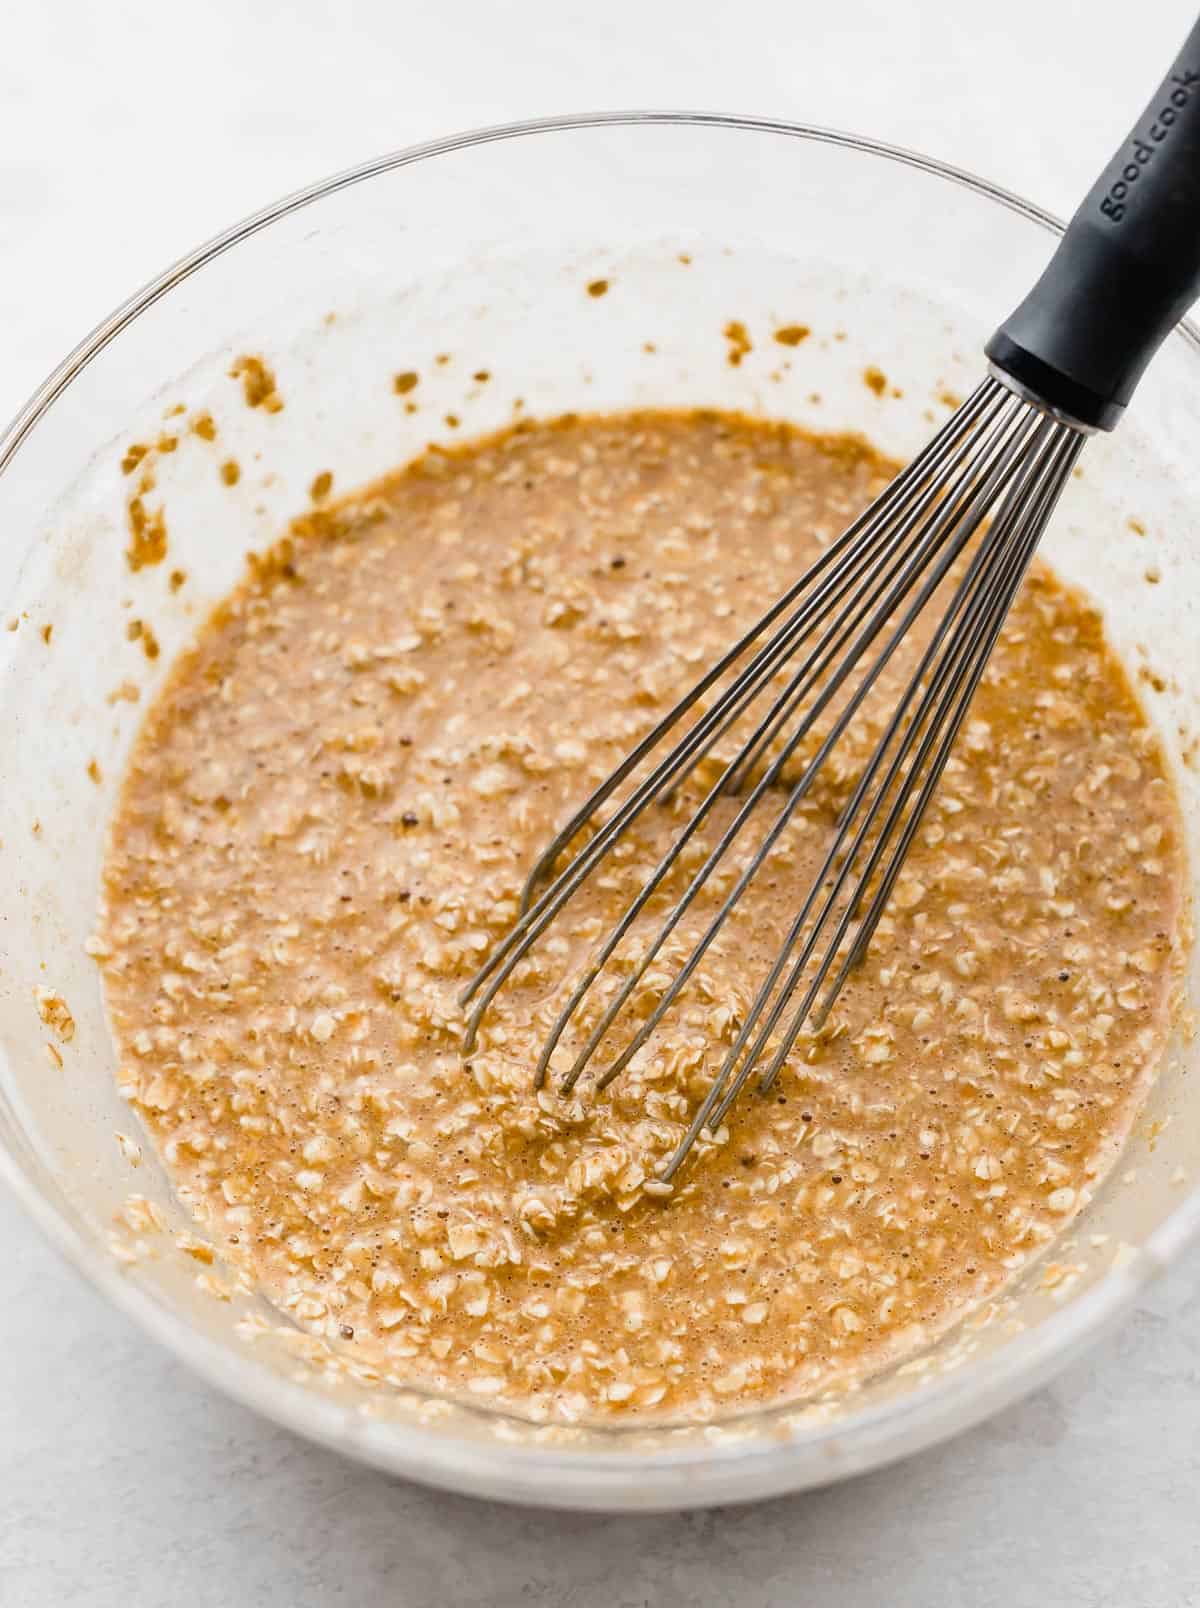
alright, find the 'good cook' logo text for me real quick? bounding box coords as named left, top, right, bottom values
left=1101, top=68, right=1200, bottom=221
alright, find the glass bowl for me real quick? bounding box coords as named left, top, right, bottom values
left=1, top=114, right=1197, bottom=1511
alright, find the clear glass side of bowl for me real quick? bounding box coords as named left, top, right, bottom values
left=0, top=117, right=1197, bottom=1510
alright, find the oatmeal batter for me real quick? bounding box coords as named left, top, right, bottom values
left=98, top=410, right=1186, bottom=1421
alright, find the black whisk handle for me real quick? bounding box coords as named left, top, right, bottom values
left=987, top=14, right=1200, bottom=431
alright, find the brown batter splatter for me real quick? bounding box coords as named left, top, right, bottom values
left=125, top=494, right=167, bottom=571
left=35, top=987, right=75, bottom=1043
left=126, top=619, right=159, bottom=661
left=724, top=320, right=752, bottom=366
left=229, top=355, right=284, bottom=414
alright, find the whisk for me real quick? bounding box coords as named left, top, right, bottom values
left=463, top=19, right=1200, bottom=1187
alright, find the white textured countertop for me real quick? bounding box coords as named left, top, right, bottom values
left=3, top=2, right=1200, bottom=1603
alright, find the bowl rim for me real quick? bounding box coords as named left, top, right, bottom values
left=3, top=109, right=1198, bottom=1509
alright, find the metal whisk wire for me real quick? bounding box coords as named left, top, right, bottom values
left=459, top=379, right=1085, bottom=1181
